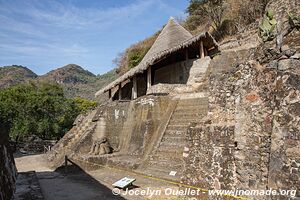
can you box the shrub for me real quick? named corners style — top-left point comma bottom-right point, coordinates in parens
top-left (288, 13), bottom-right (300, 31)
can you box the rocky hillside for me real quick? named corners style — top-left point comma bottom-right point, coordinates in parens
top-left (0, 64), bottom-right (117, 101)
top-left (0, 65), bottom-right (37, 88)
top-left (39, 64), bottom-right (117, 100)
top-left (40, 64), bottom-right (96, 84)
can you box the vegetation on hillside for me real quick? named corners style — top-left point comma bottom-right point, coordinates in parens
top-left (0, 65), bottom-right (37, 88)
top-left (114, 0), bottom-right (269, 76)
top-left (0, 65), bottom-right (117, 101)
top-left (0, 82), bottom-right (97, 141)
top-left (114, 32), bottom-right (160, 75)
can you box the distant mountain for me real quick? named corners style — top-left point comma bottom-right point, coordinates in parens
top-left (0, 64), bottom-right (117, 101)
top-left (40, 64), bottom-right (96, 84)
top-left (0, 65), bottom-right (37, 88)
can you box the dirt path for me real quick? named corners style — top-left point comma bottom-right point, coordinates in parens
top-left (15, 154), bottom-right (211, 200)
top-left (15, 154), bottom-right (123, 200)
top-left (15, 153), bottom-right (52, 172)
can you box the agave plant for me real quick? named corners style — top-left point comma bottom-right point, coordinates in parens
top-left (258, 10), bottom-right (277, 42)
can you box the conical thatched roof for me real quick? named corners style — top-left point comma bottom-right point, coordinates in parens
top-left (95, 18), bottom-right (218, 97)
top-left (140, 17), bottom-right (193, 63)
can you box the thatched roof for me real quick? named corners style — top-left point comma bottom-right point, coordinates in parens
top-left (140, 17), bottom-right (193, 64)
top-left (95, 18), bottom-right (218, 97)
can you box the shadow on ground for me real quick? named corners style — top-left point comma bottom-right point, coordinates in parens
top-left (14, 153), bottom-right (127, 200)
top-left (36, 162), bottom-right (126, 200)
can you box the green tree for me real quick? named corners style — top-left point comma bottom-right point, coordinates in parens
top-left (0, 82), bottom-right (84, 141)
top-left (186, 0), bottom-right (227, 32)
top-left (73, 97), bottom-right (97, 114)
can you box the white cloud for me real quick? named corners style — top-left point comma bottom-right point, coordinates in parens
top-left (0, 0), bottom-right (164, 57)
top-left (3, 0), bottom-right (156, 29)
top-left (0, 0), bottom-right (188, 74)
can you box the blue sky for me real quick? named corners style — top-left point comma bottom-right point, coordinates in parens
top-left (0, 0), bottom-right (189, 75)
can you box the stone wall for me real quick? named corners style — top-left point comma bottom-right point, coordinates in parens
top-left (101, 101), bottom-right (131, 150)
top-left (105, 96), bottom-right (171, 156)
top-left (267, 0), bottom-right (300, 51)
top-left (0, 126), bottom-right (17, 200)
top-left (182, 47), bottom-right (300, 199)
top-left (76, 95), bottom-right (172, 157)
top-left (183, 125), bottom-right (236, 190)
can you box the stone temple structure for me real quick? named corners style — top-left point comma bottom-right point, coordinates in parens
top-left (48, 11), bottom-right (300, 199)
top-left (95, 17), bottom-right (219, 100)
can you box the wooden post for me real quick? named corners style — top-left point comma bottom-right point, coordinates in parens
top-left (204, 48), bottom-right (208, 57)
top-left (147, 67), bottom-right (152, 89)
top-left (108, 89), bottom-right (112, 99)
top-left (185, 48), bottom-right (189, 60)
top-left (118, 84), bottom-right (122, 100)
top-left (64, 155), bottom-right (68, 174)
top-left (132, 76), bottom-right (137, 99)
top-left (199, 40), bottom-right (204, 58)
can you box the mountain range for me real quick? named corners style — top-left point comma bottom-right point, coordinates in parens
top-left (0, 64), bottom-right (117, 100)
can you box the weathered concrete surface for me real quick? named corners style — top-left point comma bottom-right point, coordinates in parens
top-left (17, 153), bottom-right (219, 200)
top-left (48, 96), bottom-right (175, 172)
top-left (187, 56), bottom-right (211, 87)
top-left (15, 154), bottom-right (124, 200)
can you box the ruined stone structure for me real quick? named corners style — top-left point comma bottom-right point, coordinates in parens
top-left (48, 9), bottom-right (300, 200)
top-left (89, 137), bottom-right (113, 155)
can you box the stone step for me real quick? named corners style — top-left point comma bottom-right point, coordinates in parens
top-left (176, 98), bottom-right (209, 107)
top-left (147, 159), bottom-right (182, 170)
top-left (174, 106), bottom-right (208, 114)
top-left (167, 121), bottom-right (190, 126)
top-left (106, 156), bottom-right (141, 170)
top-left (164, 129), bottom-right (185, 136)
top-left (143, 166), bottom-right (182, 181)
top-left (146, 164), bottom-right (183, 175)
top-left (156, 145), bottom-right (184, 154)
top-left (168, 118), bottom-right (202, 125)
top-left (161, 135), bottom-right (185, 143)
top-left (171, 112), bottom-right (207, 119)
top-left (148, 154), bottom-right (182, 164)
top-left (159, 140), bottom-right (186, 148)
top-left (165, 125), bottom-right (188, 132)
top-left (77, 124), bottom-right (91, 131)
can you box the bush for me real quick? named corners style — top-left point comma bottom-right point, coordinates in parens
top-left (115, 31), bottom-right (159, 76)
top-left (127, 47), bottom-right (150, 69)
top-left (288, 13), bottom-right (300, 31)
top-left (73, 97), bottom-right (97, 114)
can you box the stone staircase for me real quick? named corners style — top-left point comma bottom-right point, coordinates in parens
top-left (141, 96), bottom-right (208, 181)
top-left (47, 110), bottom-right (96, 167)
